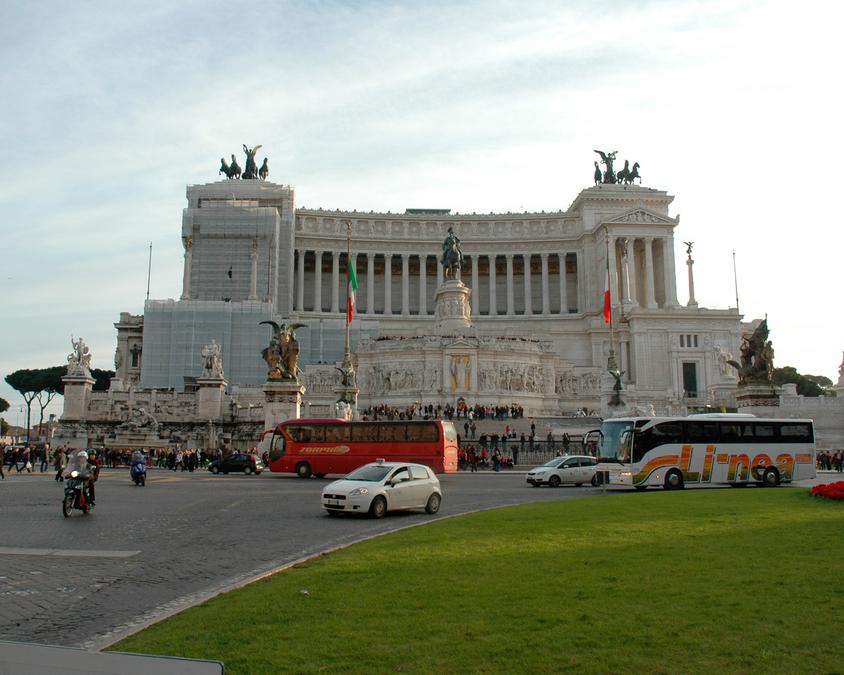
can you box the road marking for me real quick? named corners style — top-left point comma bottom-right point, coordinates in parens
top-left (0, 547), bottom-right (140, 558)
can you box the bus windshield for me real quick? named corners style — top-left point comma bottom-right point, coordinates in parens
top-left (598, 420), bottom-right (634, 460)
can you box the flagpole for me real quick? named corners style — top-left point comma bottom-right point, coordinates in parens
top-left (732, 249), bottom-right (740, 313)
top-left (345, 221), bottom-right (351, 356)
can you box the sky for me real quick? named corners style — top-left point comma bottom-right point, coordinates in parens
top-left (1, 0), bottom-right (842, 425)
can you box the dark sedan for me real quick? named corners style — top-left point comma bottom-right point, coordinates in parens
top-left (208, 453), bottom-right (263, 475)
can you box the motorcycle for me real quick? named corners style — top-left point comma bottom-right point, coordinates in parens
top-left (130, 450), bottom-right (146, 486)
top-left (62, 470), bottom-right (94, 517)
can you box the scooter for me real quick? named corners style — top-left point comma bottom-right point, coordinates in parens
top-left (129, 450), bottom-right (146, 486)
top-left (62, 472), bottom-right (94, 517)
top-left (130, 460), bottom-right (147, 486)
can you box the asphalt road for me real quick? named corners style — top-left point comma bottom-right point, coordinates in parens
top-left (0, 467), bottom-right (837, 650)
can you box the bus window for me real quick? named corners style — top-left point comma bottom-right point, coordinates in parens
top-left (738, 423), bottom-right (756, 438)
top-left (685, 421), bottom-right (718, 442)
top-left (269, 432), bottom-right (285, 461)
top-left (632, 422), bottom-right (682, 462)
top-left (324, 424), bottom-right (350, 442)
top-left (351, 424), bottom-right (379, 442)
top-left (380, 424), bottom-right (407, 442)
top-left (719, 423), bottom-right (741, 442)
top-left (779, 423), bottom-right (813, 442)
top-left (287, 425), bottom-right (324, 442)
top-left (754, 423), bottom-right (775, 438)
top-left (407, 423), bottom-right (438, 442)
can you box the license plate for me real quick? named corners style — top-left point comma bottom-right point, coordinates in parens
top-left (326, 499), bottom-right (342, 506)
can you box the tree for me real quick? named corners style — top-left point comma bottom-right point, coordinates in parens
top-left (91, 368), bottom-right (115, 391)
top-left (0, 397), bottom-right (8, 414)
top-left (4, 367), bottom-right (116, 441)
top-left (0, 417), bottom-right (8, 436)
top-left (6, 368), bottom-right (65, 441)
top-left (772, 366), bottom-right (830, 397)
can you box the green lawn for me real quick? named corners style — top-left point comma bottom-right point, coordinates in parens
top-left (111, 489), bottom-right (844, 674)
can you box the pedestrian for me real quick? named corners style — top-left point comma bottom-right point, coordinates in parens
top-left (520, 433), bottom-right (526, 453)
top-left (511, 440), bottom-right (518, 467)
top-left (54, 446), bottom-right (67, 482)
top-left (493, 448), bottom-right (502, 472)
top-left (40, 444), bottom-right (50, 472)
top-left (468, 447), bottom-right (478, 472)
top-left (563, 433), bottom-right (571, 454)
top-left (0, 444), bottom-right (5, 480)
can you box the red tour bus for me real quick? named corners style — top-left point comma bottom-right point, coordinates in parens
top-left (266, 418), bottom-right (459, 477)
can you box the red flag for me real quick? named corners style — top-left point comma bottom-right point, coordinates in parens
top-left (603, 287), bottom-right (611, 324)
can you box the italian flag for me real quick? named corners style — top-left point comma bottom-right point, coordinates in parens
top-left (603, 270), bottom-right (611, 324)
top-left (347, 262), bottom-right (358, 324)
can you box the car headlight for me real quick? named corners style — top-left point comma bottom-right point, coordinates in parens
top-left (350, 487), bottom-right (368, 496)
top-left (534, 470), bottom-right (546, 475)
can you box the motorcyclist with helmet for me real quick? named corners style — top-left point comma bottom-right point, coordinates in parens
top-left (69, 450), bottom-right (99, 506)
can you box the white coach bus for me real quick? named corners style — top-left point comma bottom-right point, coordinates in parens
top-left (588, 414), bottom-right (816, 490)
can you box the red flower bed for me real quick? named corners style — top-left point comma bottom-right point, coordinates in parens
top-left (811, 481), bottom-right (844, 501)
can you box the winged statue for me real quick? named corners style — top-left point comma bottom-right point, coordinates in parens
top-left (259, 320), bottom-right (306, 381)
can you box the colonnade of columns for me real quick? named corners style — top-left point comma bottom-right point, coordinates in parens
top-left (293, 250), bottom-right (581, 317)
top-left (612, 235), bottom-right (677, 309)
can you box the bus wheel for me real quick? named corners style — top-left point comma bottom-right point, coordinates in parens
top-left (548, 475), bottom-right (561, 488)
top-left (425, 493), bottom-right (441, 514)
top-left (591, 474), bottom-right (599, 487)
top-left (762, 467), bottom-right (780, 487)
top-left (295, 462), bottom-right (312, 479)
top-left (369, 496), bottom-right (387, 519)
top-left (664, 470), bottom-right (684, 490)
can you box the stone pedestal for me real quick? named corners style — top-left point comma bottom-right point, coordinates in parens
top-left (264, 380), bottom-right (305, 430)
top-left (736, 384), bottom-right (780, 409)
top-left (61, 372), bottom-right (95, 420)
top-left (333, 386), bottom-right (359, 420)
top-left (434, 279), bottom-right (472, 334)
top-left (197, 376), bottom-right (227, 419)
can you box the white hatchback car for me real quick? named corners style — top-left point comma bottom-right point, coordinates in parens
top-left (322, 460), bottom-right (442, 518)
top-left (526, 455), bottom-right (599, 487)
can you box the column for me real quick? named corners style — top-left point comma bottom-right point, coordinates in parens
top-left (471, 255), bottom-right (479, 317)
top-left (540, 253), bottom-right (549, 314)
top-left (505, 254), bottom-right (514, 315)
top-left (644, 237), bottom-right (657, 308)
top-left (523, 254), bottom-right (533, 315)
top-left (419, 255), bottom-right (427, 315)
top-left (488, 255), bottom-right (497, 316)
top-left (436, 259), bottom-right (443, 287)
top-left (558, 252), bottom-right (568, 314)
top-left (248, 239), bottom-right (258, 300)
top-left (313, 250), bottom-right (323, 312)
top-left (181, 237), bottom-right (192, 300)
top-left (626, 238), bottom-right (638, 307)
top-left (296, 249), bottom-right (305, 311)
top-left (687, 252), bottom-right (698, 307)
top-left (366, 253), bottom-right (375, 314)
top-left (607, 234), bottom-right (619, 309)
top-left (401, 254), bottom-right (410, 315)
top-left (664, 236), bottom-right (679, 306)
top-left (384, 254), bottom-right (392, 315)
top-left (573, 250), bottom-right (583, 313)
top-left (619, 240), bottom-right (630, 304)
top-left (331, 252), bottom-right (340, 313)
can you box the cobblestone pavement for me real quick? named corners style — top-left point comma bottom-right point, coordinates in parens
top-left (0, 468), bottom-right (832, 650)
